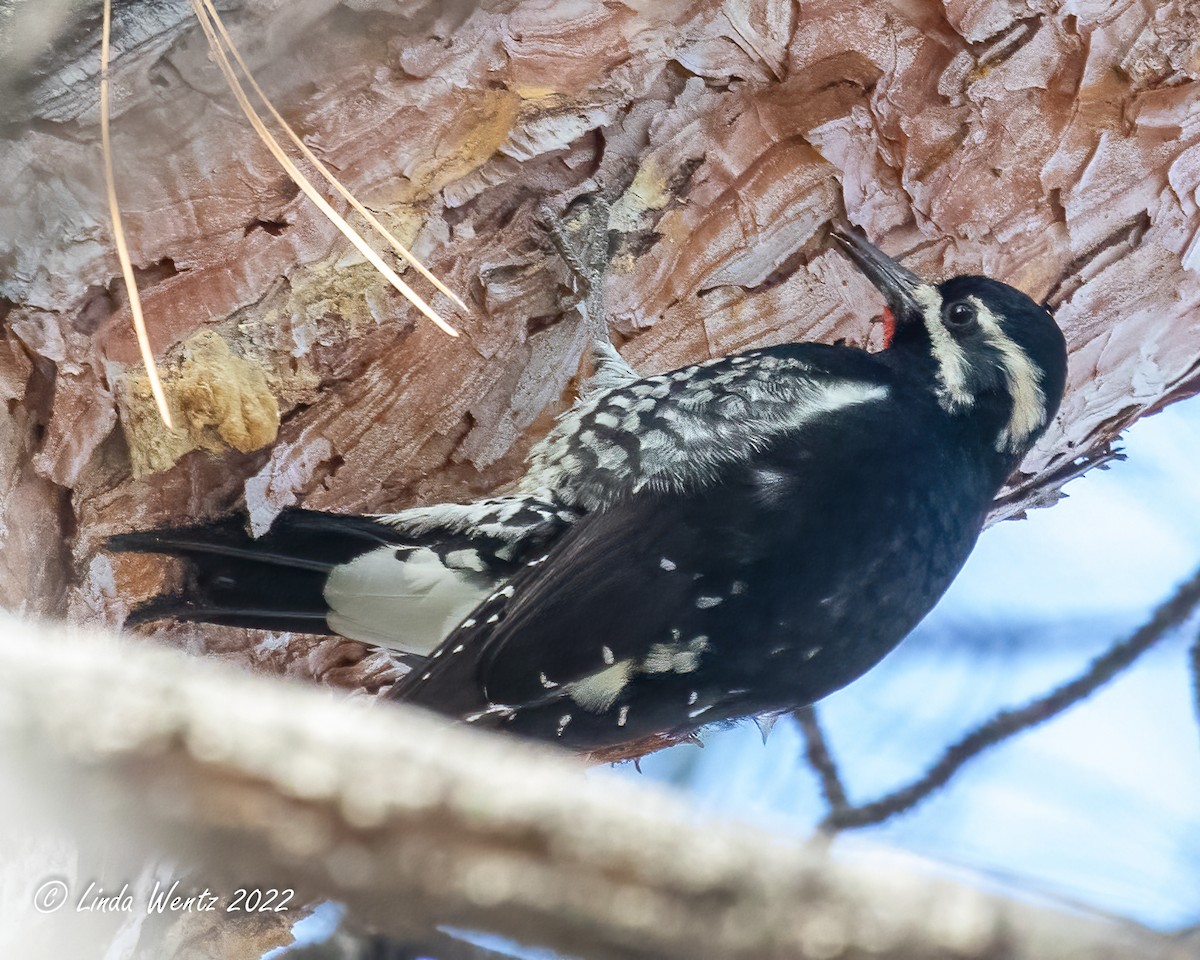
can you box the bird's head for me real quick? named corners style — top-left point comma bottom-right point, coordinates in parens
top-left (832, 227), bottom-right (1068, 457)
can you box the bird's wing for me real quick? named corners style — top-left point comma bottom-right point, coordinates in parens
top-left (390, 482), bottom-right (790, 746)
top-left (314, 347), bottom-right (885, 657)
top-left (392, 351), bottom-right (897, 749)
top-left (519, 343), bottom-right (891, 511)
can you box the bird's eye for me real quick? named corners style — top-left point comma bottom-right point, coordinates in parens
top-left (944, 301), bottom-right (977, 329)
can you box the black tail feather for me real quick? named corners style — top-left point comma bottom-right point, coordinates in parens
top-left (109, 509), bottom-right (407, 634)
top-left (122, 596), bottom-right (333, 634)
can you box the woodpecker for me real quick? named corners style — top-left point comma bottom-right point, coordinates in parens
top-left (109, 227), bottom-right (1068, 752)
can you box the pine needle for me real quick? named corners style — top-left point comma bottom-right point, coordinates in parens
top-left (101, 0), bottom-right (175, 428)
top-left (197, 0), bottom-right (468, 314)
top-left (190, 0), bottom-right (459, 337)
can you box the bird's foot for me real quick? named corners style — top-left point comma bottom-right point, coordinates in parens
top-left (539, 195), bottom-right (615, 337)
top-left (539, 194), bottom-right (638, 392)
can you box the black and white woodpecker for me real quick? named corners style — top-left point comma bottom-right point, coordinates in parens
top-left (109, 227), bottom-right (1068, 751)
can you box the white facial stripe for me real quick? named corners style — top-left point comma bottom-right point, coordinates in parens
top-left (970, 297), bottom-right (1048, 453)
top-left (914, 286), bottom-right (973, 410)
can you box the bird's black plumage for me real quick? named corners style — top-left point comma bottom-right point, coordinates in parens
top-left (391, 334), bottom-right (1056, 747)
top-left (108, 510), bottom-right (406, 634)
top-left (109, 227), bottom-right (1068, 752)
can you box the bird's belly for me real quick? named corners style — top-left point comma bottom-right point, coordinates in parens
top-left (736, 493), bottom-right (984, 709)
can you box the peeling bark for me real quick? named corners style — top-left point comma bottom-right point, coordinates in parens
top-left (1, 0), bottom-right (1198, 695)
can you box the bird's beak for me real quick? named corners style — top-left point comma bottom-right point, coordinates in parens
top-left (830, 227), bottom-right (928, 327)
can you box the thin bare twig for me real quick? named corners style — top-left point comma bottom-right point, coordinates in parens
top-left (539, 196), bottom-right (613, 342)
top-left (819, 564), bottom-right (1200, 831)
top-left (987, 442), bottom-right (1125, 525)
top-left (793, 705), bottom-right (848, 812)
top-left (190, 0), bottom-right (459, 337)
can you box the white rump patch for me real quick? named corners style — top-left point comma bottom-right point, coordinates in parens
top-left (324, 546), bottom-right (491, 656)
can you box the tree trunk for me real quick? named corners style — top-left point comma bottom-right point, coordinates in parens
top-left (2, 0), bottom-right (1199, 702)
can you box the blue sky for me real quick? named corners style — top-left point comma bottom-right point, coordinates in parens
top-left (619, 394), bottom-right (1200, 930)
top-left (955, 402), bottom-right (1200, 620)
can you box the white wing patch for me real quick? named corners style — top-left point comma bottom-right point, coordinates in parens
top-left (324, 546), bottom-right (491, 656)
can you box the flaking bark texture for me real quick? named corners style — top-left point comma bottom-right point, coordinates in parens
top-left (2, 0), bottom-right (1199, 696)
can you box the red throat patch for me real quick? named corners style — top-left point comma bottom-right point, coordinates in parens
top-left (881, 306), bottom-right (896, 348)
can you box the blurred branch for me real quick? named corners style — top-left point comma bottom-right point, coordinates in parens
top-left (793, 705), bottom-right (848, 811)
top-left (280, 924), bottom-right (520, 960)
top-left (397, 932), bottom-right (530, 960)
top-left (1190, 629), bottom-right (1200, 749)
top-left (814, 565), bottom-right (1200, 831)
top-left (0, 614), bottom-right (1183, 960)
